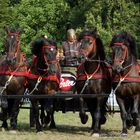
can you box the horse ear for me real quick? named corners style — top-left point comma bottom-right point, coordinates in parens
top-left (91, 27), bottom-right (98, 37)
top-left (4, 26), bottom-right (10, 34)
top-left (94, 27), bottom-right (97, 33)
top-left (17, 28), bottom-right (24, 34)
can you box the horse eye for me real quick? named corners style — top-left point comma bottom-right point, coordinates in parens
top-left (89, 41), bottom-right (93, 45)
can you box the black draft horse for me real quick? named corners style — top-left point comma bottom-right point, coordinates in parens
top-left (76, 29), bottom-right (111, 136)
top-left (0, 27), bottom-right (27, 131)
top-left (110, 31), bottom-right (140, 136)
top-left (27, 37), bottom-right (61, 132)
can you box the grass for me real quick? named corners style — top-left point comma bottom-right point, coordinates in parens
top-left (0, 105), bottom-right (140, 140)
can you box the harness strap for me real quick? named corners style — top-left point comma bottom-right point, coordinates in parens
top-left (27, 73), bottom-right (60, 84)
top-left (28, 76), bottom-right (42, 95)
top-left (78, 62), bottom-right (101, 94)
top-left (0, 75), bottom-right (14, 95)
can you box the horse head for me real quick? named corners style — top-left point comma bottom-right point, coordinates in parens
top-left (31, 37), bottom-right (58, 74)
top-left (78, 28), bottom-right (105, 62)
top-left (42, 38), bottom-right (58, 74)
top-left (4, 27), bottom-right (23, 65)
top-left (110, 31), bottom-right (137, 73)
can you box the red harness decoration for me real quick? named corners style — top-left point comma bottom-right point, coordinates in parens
top-left (113, 63), bottom-right (140, 83)
top-left (114, 77), bottom-right (140, 83)
top-left (0, 54), bottom-right (60, 84)
top-left (27, 56), bottom-right (60, 84)
top-left (27, 72), bottom-right (60, 84)
top-left (77, 62), bottom-right (108, 81)
top-left (0, 54), bottom-right (28, 76)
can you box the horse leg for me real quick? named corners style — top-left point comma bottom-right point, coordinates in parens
top-left (116, 97), bottom-right (128, 136)
top-left (1, 97), bottom-right (8, 109)
top-left (0, 92), bottom-right (8, 130)
top-left (45, 99), bottom-right (56, 129)
top-left (40, 104), bottom-right (46, 127)
top-left (48, 110), bottom-right (56, 129)
top-left (126, 106), bottom-right (133, 130)
top-left (30, 99), bottom-right (42, 132)
top-left (79, 97), bottom-right (88, 124)
top-left (1, 106), bottom-right (8, 130)
top-left (132, 95), bottom-right (140, 134)
top-left (91, 98), bottom-right (103, 136)
top-left (1, 98), bottom-right (15, 130)
top-left (30, 104), bottom-right (35, 128)
top-left (10, 99), bottom-right (21, 131)
top-left (135, 114), bottom-right (140, 135)
top-left (135, 107), bottom-right (140, 135)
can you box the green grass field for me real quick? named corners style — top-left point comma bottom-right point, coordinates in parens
top-left (0, 106), bottom-right (140, 140)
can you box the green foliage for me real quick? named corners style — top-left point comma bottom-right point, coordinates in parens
top-left (0, 0), bottom-right (139, 57)
top-left (72, 0), bottom-right (140, 56)
top-left (10, 0), bottom-right (70, 54)
top-left (0, 0), bottom-right (13, 52)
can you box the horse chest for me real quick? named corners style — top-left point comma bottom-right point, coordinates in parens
top-left (9, 77), bottom-right (25, 89)
top-left (116, 82), bottom-right (140, 96)
top-left (77, 79), bottom-right (107, 94)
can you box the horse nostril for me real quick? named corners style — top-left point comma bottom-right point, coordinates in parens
top-left (79, 55), bottom-right (85, 63)
top-left (13, 57), bottom-right (16, 62)
top-left (6, 56), bottom-right (16, 64)
top-left (116, 67), bottom-right (121, 73)
top-left (6, 57), bottom-right (11, 62)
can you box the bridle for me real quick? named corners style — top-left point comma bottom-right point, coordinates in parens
top-left (6, 32), bottom-right (20, 59)
top-left (42, 45), bottom-right (57, 65)
top-left (112, 42), bottom-right (134, 71)
top-left (112, 42), bottom-right (129, 66)
top-left (28, 45), bottom-right (60, 94)
top-left (36, 45), bottom-right (58, 72)
top-left (80, 36), bottom-right (96, 60)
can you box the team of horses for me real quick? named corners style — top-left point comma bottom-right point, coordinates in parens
top-left (0, 27), bottom-right (140, 137)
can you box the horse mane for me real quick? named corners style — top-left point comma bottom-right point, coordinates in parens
top-left (110, 31), bottom-right (137, 59)
top-left (78, 28), bottom-right (106, 60)
top-left (31, 37), bottom-right (57, 56)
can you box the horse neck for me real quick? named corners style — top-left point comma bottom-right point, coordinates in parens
top-left (48, 62), bottom-right (61, 77)
top-left (123, 54), bottom-right (136, 68)
top-left (84, 56), bottom-right (100, 74)
top-left (16, 50), bottom-right (22, 63)
top-left (32, 57), bottom-right (46, 75)
top-left (0, 55), bottom-right (6, 65)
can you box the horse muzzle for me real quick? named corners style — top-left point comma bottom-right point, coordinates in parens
top-left (6, 56), bottom-right (16, 65)
top-left (112, 64), bottom-right (123, 73)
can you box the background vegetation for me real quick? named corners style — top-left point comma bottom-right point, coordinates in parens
top-left (0, 0), bottom-right (139, 58)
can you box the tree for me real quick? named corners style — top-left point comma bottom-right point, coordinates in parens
top-left (0, 0), bottom-right (14, 52)
top-left (9, 0), bottom-right (70, 56)
top-left (0, 0), bottom-right (139, 58)
top-left (68, 0), bottom-right (140, 56)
